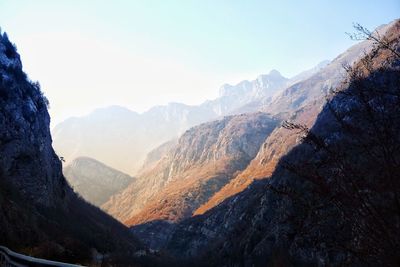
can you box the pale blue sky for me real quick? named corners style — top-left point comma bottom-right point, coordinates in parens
top-left (0, 0), bottom-right (399, 125)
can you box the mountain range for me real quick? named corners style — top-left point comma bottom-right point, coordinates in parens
top-left (101, 18), bottom-right (378, 227)
top-left (52, 66), bottom-right (326, 175)
top-left (1, 18), bottom-right (399, 267)
top-left (161, 20), bottom-right (400, 266)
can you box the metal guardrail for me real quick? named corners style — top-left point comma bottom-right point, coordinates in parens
top-left (0, 246), bottom-right (84, 267)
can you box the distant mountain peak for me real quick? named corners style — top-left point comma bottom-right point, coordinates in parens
top-left (218, 69), bottom-right (287, 98)
top-left (268, 69), bottom-right (283, 77)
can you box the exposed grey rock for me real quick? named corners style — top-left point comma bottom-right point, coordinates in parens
top-left (0, 32), bottom-right (65, 207)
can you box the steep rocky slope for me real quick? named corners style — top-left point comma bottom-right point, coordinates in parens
top-left (163, 19), bottom-right (400, 266)
top-left (63, 157), bottom-right (133, 206)
top-left (103, 113), bottom-right (278, 225)
top-left (195, 103), bottom-right (321, 215)
top-left (0, 31), bottom-right (154, 266)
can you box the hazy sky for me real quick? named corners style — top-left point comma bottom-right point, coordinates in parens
top-left (0, 1), bottom-right (399, 125)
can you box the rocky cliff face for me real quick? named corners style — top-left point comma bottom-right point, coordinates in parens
top-left (103, 113), bottom-right (278, 225)
top-left (0, 31), bottom-right (149, 265)
top-left (63, 157), bottom-right (133, 206)
top-left (0, 33), bottom-right (65, 208)
top-left (162, 20), bottom-right (400, 266)
top-left (195, 102), bottom-right (322, 215)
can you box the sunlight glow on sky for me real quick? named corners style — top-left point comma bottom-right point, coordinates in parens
top-left (0, 0), bottom-right (399, 125)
